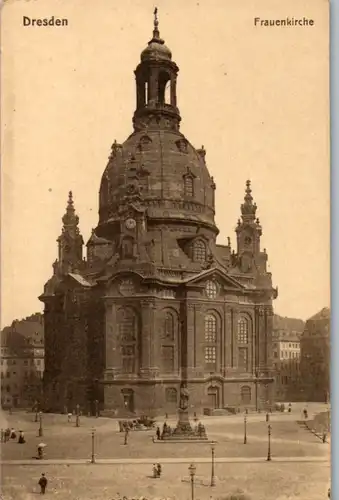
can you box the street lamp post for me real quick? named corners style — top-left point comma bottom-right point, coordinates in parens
top-left (34, 400), bottom-right (38, 422)
top-left (76, 404), bottom-right (80, 427)
top-left (91, 427), bottom-right (96, 464)
top-left (244, 414), bottom-right (247, 444)
top-left (267, 424), bottom-right (272, 461)
top-left (38, 411), bottom-right (43, 437)
top-left (188, 463), bottom-right (196, 500)
top-left (95, 399), bottom-right (99, 418)
top-left (210, 443), bottom-right (216, 486)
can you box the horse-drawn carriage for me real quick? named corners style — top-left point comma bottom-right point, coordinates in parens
top-left (118, 415), bottom-right (156, 432)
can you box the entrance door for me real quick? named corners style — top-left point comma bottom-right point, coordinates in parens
top-left (207, 386), bottom-right (220, 409)
top-left (122, 389), bottom-right (134, 413)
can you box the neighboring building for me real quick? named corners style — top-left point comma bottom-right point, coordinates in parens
top-left (300, 307), bottom-right (330, 402)
top-left (272, 315), bottom-right (305, 401)
top-left (39, 12), bottom-right (278, 416)
top-left (0, 313), bottom-right (44, 408)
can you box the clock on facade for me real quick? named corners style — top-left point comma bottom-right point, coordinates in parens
top-left (125, 218), bottom-right (136, 230)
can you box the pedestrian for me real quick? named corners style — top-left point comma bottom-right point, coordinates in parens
top-left (67, 412), bottom-right (72, 423)
top-left (156, 426), bottom-right (161, 440)
top-left (152, 464), bottom-right (158, 478)
top-left (328, 487), bottom-right (331, 498)
top-left (38, 473), bottom-right (48, 494)
top-left (10, 428), bottom-right (16, 440)
top-left (37, 445), bottom-right (44, 459)
top-left (157, 463), bottom-right (162, 478)
top-left (0, 428), bottom-right (3, 443)
top-left (288, 403), bottom-right (292, 413)
top-left (18, 430), bottom-right (25, 444)
top-left (322, 430), bottom-right (327, 443)
top-left (124, 427), bottom-right (129, 445)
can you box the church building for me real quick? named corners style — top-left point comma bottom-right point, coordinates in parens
top-left (39, 12), bottom-right (278, 416)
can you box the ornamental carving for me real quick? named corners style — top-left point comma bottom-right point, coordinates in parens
top-left (175, 138), bottom-right (188, 154)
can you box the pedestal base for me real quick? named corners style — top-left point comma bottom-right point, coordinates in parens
top-left (162, 408), bottom-right (208, 441)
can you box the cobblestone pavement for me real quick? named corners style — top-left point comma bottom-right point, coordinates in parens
top-left (1, 461), bottom-right (331, 500)
top-left (0, 408), bottom-right (330, 462)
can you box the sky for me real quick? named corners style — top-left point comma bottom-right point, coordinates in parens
top-left (1, 0), bottom-right (330, 327)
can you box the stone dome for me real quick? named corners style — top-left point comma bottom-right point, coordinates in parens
top-left (98, 129), bottom-right (217, 235)
top-left (141, 39), bottom-right (172, 62)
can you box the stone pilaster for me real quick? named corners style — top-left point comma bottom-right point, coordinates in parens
top-left (140, 299), bottom-right (158, 378)
top-left (192, 304), bottom-right (204, 378)
top-left (185, 303), bottom-right (197, 378)
top-left (104, 302), bottom-right (121, 378)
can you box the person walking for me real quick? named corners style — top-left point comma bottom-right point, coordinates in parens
top-left (38, 473), bottom-right (48, 494)
top-left (124, 426), bottom-right (129, 445)
top-left (18, 430), bottom-right (25, 444)
top-left (156, 426), bottom-right (161, 440)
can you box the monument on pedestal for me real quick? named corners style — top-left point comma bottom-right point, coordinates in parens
top-left (162, 383), bottom-right (208, 441)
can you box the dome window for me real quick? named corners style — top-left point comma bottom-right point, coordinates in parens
top-left (184, 176), bottom-right (194, 198)
top-left (193, 239), bottom-right (206, 263)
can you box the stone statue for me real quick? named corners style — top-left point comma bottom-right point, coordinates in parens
top-left (179, 385), bottom-right (189, 410)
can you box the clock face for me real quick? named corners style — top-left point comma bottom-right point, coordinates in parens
top-left (125, 218), bottom-right (136, 230)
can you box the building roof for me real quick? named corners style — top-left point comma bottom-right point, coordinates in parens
top-left (307, 307), bottom-right (330, 321)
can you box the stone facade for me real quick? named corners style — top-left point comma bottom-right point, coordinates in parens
top-left (0, 313), bottom-right (44, 408)
top-left (300, 308), bottom-right (330, 402)
top-left (39, 13), bottom-right (277, 416)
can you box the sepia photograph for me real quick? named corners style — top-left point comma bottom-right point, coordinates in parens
top-left (0, 0), bottom-right (330, 499)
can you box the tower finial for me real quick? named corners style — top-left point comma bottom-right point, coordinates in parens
top-left (240, 179), bottom-right (257, 221)
top-left (153, 7), bottom-right (160, 39)
top-left (62, 190), bottom-right (79, 228)
top-left (68, 191), bottom-right (74, 207)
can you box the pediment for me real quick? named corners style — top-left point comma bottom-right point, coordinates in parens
top-left (183, 267), bottom-right (245, 291)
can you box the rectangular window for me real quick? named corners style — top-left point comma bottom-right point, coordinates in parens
top-left (238, 347), bottom-right (248, 371)
top-left (162, 346), bottom-right (175, 373)
top-left (205, 346), bottom-right (216, 364)
top-left (24, 360), bottom-right (28, 365)
top-left (37, 360), bottom-right (41, 366)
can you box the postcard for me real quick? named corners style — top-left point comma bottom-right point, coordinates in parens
top-left (0, 1), bottom-right (330, 499)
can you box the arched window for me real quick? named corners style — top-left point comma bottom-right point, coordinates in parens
top-left (193, 240), bottom-right (206, 263)
top-left (118, 308), bottom-right (138, 374)
top-left (161, 310), bottom-right (177, 374)
top-left (206, 280), bottom-right (218, 299)
top-left (204, 314), bottom-right (217, 371)
top-left (184, 176), bottom-right (194, 197)
top-left (144, 81), bottom-right (149, 105)
top-left (158, 71), bottom-right (170, 104)
top-left (241, 385), bottom-right (251, 405)
top-left (238, 316), bottom-right (249, 371)
top-left (165, 387), bottom-right (177, 403)
top-left (163, 312), bottom-right (174, 341)
top-left (237, 317), bottom-right (249, 344)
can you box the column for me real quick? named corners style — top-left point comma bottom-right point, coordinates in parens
top-left (148, 68), bottom-right (158, 106)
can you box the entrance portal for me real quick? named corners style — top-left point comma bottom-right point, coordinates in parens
top-left (207, 386), bottom-right (220, 409)
top-left (122, 389), bottom-right (134, 413)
